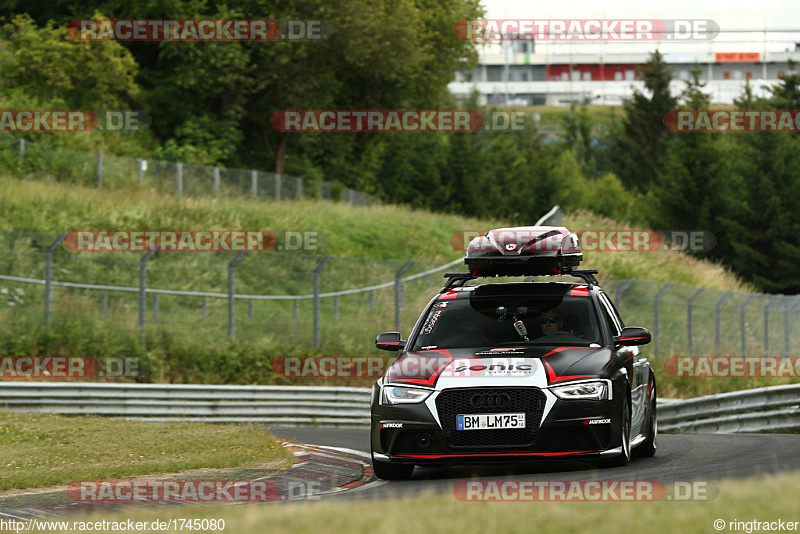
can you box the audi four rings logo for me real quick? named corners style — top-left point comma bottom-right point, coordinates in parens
top-left (470, 393), bottom-right (511, 408)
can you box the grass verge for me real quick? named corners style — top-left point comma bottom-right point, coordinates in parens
top-left (0, 412), bottom-right (293, 492)
top-left (46, 471), bottom-right (800, 534)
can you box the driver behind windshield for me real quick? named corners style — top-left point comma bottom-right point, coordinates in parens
top-left (538, 308), bottom-right (565, 336)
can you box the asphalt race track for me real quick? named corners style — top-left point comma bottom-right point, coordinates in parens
top-left (271, 426), bottom-right (800, 500)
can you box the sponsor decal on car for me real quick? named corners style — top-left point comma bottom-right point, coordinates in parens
top-left (583, 418), bottom-right (611, 425)
top-left (453, 363), bottom-right (533, 373)
top-left (380, 422), bottom-right (403, 429)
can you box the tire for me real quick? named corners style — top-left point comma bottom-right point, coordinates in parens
top-left (372, 458), bottom-right (415, 480)
top-left (634, 374), bottom-right (657, 458)
top-left (600, 393), bottom-right (631, 468)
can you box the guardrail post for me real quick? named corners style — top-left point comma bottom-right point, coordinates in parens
top-left (653, 282), bottom-right (674, 358)
top-left (101, 291), bottom-right (108, 317)
top-left (44, 233), bottom-right (67, 326)
top-left (297, 177), bottom-right (303, 199)
top-left (714, 291), bottom-right (734, 353)
top-left (395, 260), bottom-right (415, 333)
top-left (740, 294), bottom-right (757, 356)
top-left (228, 251), bottom-right (247, 339)
top-left (213, 167), bottom-right (220, 197)
top-left (153, 294), bottom-right (159, 323)
top-left (137, 158), bottom-right (144, 184)
top-left (139, 249), bottom-right (157, 343)
top-left (96, 152), bottom-right (103, 187)
top-left (19, 138), bottom-right (25, 159)
top-left (202, 296), bottom-right (208, 322)
top-left (248, 300), bottom-right (254, 320)
top-left (765, 295), bottom-right (783, 355)
top-left (687, 288), bottom-right (706, 356)
top-left (369, 290), bottom-right (375, 311)
top-left (293, 300), bottom-right (299, 320)
top-left (333, 297), bottom-right (339, 321)
top-left (313, 255), bottom-right (334, 349)
top-left (251, 170), bottom-right (258, 199)
top-left (176, 163), bottom-right (183, 201)
top-left (275, 174), bottom-right (282, 201)
top-left (613, 279), bottom-right (634, 311)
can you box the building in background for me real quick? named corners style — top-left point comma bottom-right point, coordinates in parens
top-left (448, 0), bottom-right (800, 105)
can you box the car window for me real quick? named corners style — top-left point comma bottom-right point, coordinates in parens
top-left (411, 292), bottom-right (602, 350)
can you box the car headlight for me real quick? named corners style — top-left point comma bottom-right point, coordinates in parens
top-left (551, 381), bottom-right (609, 400)
top-left (381, 386), bottom-right (433, 405)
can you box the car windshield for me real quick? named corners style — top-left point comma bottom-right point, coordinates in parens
top-left (411, 286), bottom-right (602, 350)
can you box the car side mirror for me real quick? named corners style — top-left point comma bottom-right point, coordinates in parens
top-left (376, 332), bottom-right (406, 351)
top-left (615, 326), bottom-right (651, 346)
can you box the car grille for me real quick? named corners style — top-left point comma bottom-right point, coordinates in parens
top-left (380, 429), bottom-right (393, 452)
top-left (436, 387), bottom-right (547, 449)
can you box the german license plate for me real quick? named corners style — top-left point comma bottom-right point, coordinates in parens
top-left (456, 413), bottom-right (526, 430)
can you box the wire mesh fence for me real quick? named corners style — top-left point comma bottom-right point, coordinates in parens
top-left (0, 136), bottom-right (375, 205)
top-left (0, 230), bottom-right (797, 356)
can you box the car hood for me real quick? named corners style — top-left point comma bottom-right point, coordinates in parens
top-left (383, 345), bottom-right (613, 390)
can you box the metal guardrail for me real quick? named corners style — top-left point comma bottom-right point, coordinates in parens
top-left (659, 384), bottom-right (800, 433)
top-left (0, 382), bottom-right (372, 427)
top-left (1, 381), bottom-right (798, 433)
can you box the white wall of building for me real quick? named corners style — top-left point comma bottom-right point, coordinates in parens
top-left (451, 0), bottom-right (800, 104)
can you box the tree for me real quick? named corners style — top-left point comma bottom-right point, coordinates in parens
top-left (611, 50), bottom-right (678, 192)
top-left (0, 14), bottom-right (139, 110)
top-left (718, 76), bottom-right (800, 293)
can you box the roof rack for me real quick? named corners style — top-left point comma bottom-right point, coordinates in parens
top-left (441, 272), bottom-right (477, 292)
top-left (561, 268), bottom-right (599, 286)
top-left (440, 268), bottom-right (599, 292)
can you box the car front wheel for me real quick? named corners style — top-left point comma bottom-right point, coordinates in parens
top-left (600, 394), bottom-right (631, 468)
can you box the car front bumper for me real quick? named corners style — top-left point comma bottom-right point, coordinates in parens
top-left (371, 382), bottom-right (627, 464)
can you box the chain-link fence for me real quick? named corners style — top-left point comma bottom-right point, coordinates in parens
top-left (0, 231), bottom-right (797, 356)
top-left (0, 136), bottom-right (375, 205)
